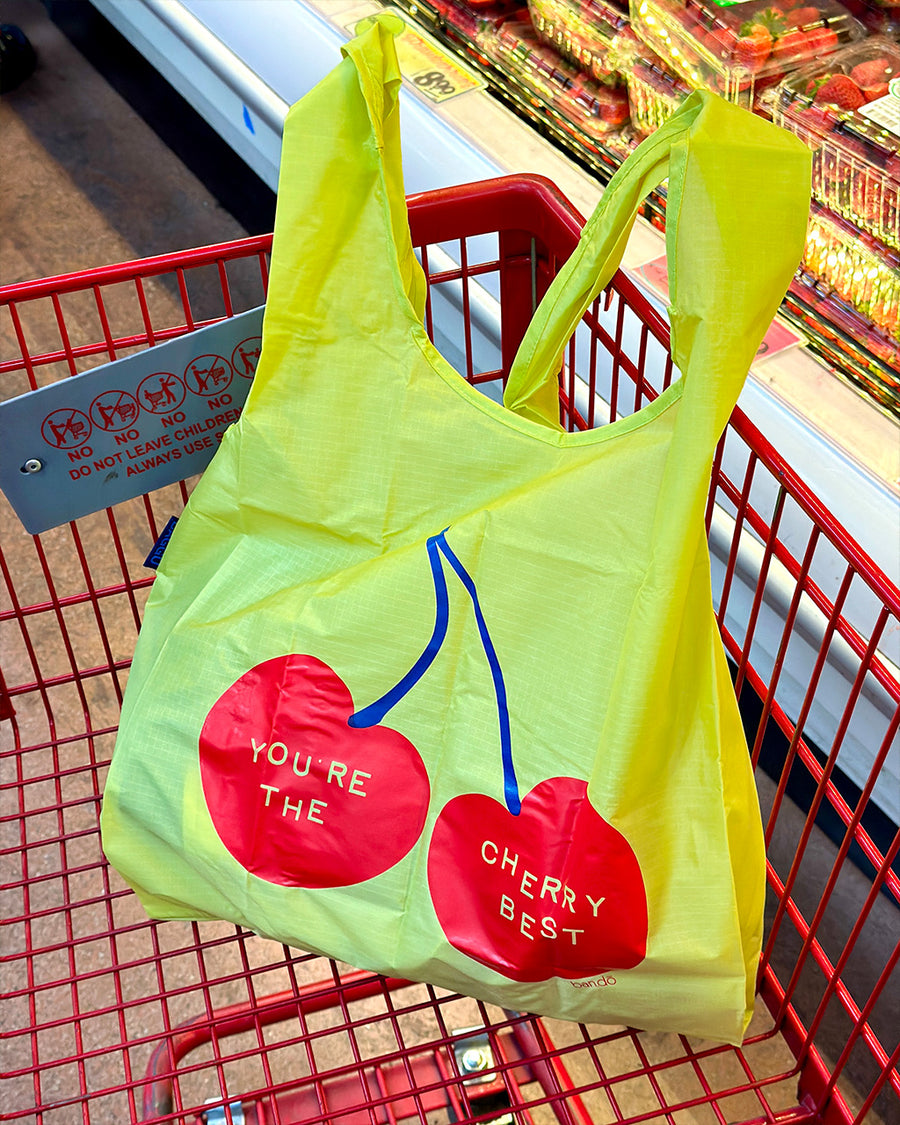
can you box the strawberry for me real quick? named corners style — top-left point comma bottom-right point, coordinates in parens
top-left (772, 28), bottom-right (813, 63)
top-left (851, 58), bottom-right (894, 86)
top-left (850, 57), bottom-right (897, 100)
top-left (571, 81), bottom-right (630, 129)
top-left (861, 80), bottom-right (891, 100)
top-left (803, 26), bottom-right (839, 55)
top-left (813, 73), bottom-right (867, 109)
top-left (734, 23), bottom-right (773, 72)
top-left (786, 6), bottom-right (821, 26)
top-left (798, 99), bottom-right (838, 131)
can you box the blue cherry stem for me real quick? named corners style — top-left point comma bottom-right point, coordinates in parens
top-left (434, 535), bottom-right (520, 817)
top-left (348, 535), bottom-right (449, 729)
top-left (348, 530), bottom-right (521, 816)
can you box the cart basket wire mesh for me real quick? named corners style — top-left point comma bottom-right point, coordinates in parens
top-left (1, 175), bottom-right (898, 1125)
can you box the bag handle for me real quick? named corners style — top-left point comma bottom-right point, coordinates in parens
top-left (258, 14), bottom-right (427, 383)
top-left (340, 15), bottom-right (428, 319)
top-left (502, 91), bottom-right (811, 443)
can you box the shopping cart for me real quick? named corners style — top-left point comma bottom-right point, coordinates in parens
top-left (1, 175), bottom-right (897, 1125)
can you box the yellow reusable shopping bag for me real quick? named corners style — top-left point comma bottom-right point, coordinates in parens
top-left (101, 17), bottom-right (811, 1043)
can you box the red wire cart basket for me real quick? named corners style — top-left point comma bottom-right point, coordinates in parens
top-left (1, 175), bottom-right (898, 1125)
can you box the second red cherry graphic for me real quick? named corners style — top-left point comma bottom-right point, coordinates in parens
top-left (427, 777), bottom-right (648, 981)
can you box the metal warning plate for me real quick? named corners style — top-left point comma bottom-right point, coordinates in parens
top-left (0, 307), bottom-right (263, 534)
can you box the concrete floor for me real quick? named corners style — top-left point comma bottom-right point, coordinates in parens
top-left (1, 0), bottom-right (254, 287)
top-left (1, 3), bottom-right (897, 1124)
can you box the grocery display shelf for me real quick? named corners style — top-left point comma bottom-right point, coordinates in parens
top-left (81, 1), bottom-right (897, 424)
top-left (394, 0), bottom-right (899, 415)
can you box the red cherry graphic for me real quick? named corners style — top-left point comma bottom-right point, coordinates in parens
top-left (427, 777), bottom-right (647, 982)
top-left (199, 655), bottom-right (429, 888)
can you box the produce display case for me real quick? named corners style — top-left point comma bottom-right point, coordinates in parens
top-left (768, 37), bottom-right (900, 251)
top-left (628, 0), bottom-right (864, 109)
top-left (389, 0), bottom-right (899, 418)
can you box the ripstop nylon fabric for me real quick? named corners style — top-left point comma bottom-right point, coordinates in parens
top-left (102, 17), bottom-right (811, 1042)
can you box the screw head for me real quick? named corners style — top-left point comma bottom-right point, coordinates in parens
top-left (461, 1046), bottom-right (489, 1074)
top-left (21, 459), bottom-right (43, 474)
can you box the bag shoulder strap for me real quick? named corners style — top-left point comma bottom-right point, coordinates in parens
top-left (502, 91), bottom-right (811, 445)
top-left (341, 16), bottom-right (428, 319)
top-left (257, 15), bottom-right (426, 385)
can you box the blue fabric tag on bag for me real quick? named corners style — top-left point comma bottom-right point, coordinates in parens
top-left (144, 517), bottom-right (179, 569)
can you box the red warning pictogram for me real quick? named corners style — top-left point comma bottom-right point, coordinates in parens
top-left (90, 390), bottom-right (140, 432)
top-left (232, 336), bottom-right (262, 379)
top-left (41, 409), bottom-right (92, 449)
top-left (138, 372), bottom-right (186, 414)
top-left (184, 354), bottom-right (233, 396)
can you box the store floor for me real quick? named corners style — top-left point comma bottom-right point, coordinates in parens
top-left (1, 3), bottom-right (895, 1124)
top-left (0, 0), bottom-right (257, 286)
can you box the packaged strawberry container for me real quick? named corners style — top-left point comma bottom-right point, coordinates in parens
top-left (769, 37), bottom-right (900, 250)
top-left (563, 68), bottom-right (634, 140)
top-left (392, 0), bottom-right (514, 48)
top-left (801, 201), bottom-right (900, 343)
top-left (629, 0), bottom-right (864, 108)
top-left (486, 17), bottom-right (631, 134)
top-left (527, 0), bottom-right (636, 80)
top-left (450, 0), bottom-right (521, 9)
top-left (838, 0), bottom-right (900, 34)
top-left (626, 51), bottom-right (693, 134)
top-left (487, 16), bottom-right (582, 99)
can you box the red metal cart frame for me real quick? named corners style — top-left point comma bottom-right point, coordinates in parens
top-left (1, 175), bottom-right (898, 1125)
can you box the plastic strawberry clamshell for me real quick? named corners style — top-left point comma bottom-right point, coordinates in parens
top-left (768, 36), bottom-right (900, 251)
top-left (527, 0), bottom-right (636, 81)
top-left (391, 0), bottom-right (513, 61)
top-left (483, 16), bottom-right (631, 136)
top-left (797, 201), bottom-right (900, 369)
top-left (629, 0), bottom-right (865, 108)
top-left (625, 50), bottom-right (694, 135)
